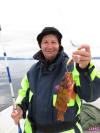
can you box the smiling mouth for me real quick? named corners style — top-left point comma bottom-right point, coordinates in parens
top-left (46, 50), bottom-right (54, 52)
top-left (46, 51), bottom-right (53, 53)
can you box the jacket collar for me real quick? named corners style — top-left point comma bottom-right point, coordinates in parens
top-left (33, 46), bottom-right (68, 72)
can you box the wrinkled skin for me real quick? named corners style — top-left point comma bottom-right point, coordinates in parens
top-left (41, 34), bottom-right (59, 61)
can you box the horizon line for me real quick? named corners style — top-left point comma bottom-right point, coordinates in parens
top-left (0, 56), bottom-right (100, 60)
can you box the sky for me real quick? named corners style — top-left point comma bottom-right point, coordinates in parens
top-left (0, 0), bottom-right (100, 57)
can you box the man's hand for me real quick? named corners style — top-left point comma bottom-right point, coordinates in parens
top-left (72, 44), bottom-right (91, 69)
top-left (11, 105), bottom-right (23, 125)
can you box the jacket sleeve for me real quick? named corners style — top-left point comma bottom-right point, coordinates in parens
top-left (16, 75), bottom-right (30, 118)
top-left (73, 61), bottom-right (100, 102)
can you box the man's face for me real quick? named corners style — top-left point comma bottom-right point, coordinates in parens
top-left (41, 34), bottom-right (60, 61)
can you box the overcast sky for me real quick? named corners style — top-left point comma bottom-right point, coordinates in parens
top-left (0, 0), bottom-right (100, 57)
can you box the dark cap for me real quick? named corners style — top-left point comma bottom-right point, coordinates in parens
top-left (37, 27), bottom-right (62, 47)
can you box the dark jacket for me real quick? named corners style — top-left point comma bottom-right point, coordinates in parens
top-left (16, 48), bottom-right (100, 133)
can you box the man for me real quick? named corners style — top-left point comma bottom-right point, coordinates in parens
top-left (11, 27), bottom-right (100, 133)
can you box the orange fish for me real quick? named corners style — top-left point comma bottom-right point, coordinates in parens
top-left (55, 72), bottom-right (76, 121)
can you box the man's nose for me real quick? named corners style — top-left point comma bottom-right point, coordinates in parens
top-left (47, 43), bottom-right (53, 48)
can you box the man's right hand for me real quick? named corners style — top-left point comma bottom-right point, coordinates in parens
top-left (11, 105), bottom-right (23, 125)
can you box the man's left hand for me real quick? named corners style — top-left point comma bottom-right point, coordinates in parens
top-left (72, 44), bottom-right (91, 69)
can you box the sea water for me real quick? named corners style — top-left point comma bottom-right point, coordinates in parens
top-left (0, 59), bottom-right (34, 111)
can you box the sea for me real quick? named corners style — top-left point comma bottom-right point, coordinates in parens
top-left (0, 59), bottom-right (34, 111)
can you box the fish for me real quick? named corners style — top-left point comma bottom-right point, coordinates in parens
top-left (55, 72), bottom-right (76, 121)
